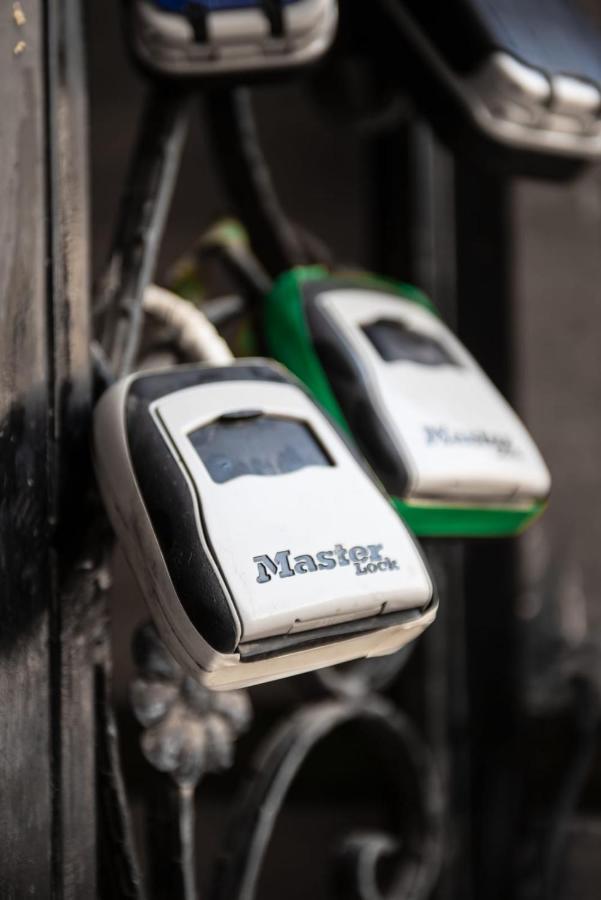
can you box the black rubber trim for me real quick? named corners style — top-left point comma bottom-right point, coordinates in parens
top-left (302, 278), bottom-right (411, 498)
top-left (127, 360), bottom-right (291, 404)
top-left (125, 362), bottom-right (292, 654)
top-left (239, 604), bottom-right (428, 662)
top-left (261, 0), bottom-right (285, 37)
top-left (185, 3), bottom-right (209, 43)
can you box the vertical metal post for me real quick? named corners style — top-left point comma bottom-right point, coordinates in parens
top-left (0, 2), bottom-right (53, 892)
top-left (368, 119), bottom-right (473, 900)
top-left (45, 1), bottom-right (100, 892)
top-left (454, 159), bottom-right (519, 900)
top-left (372, 126), bottom-right (520, 900)
top-left (0, 0), bottom-right (107, 895)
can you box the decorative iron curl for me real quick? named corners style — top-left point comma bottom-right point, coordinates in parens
top-left (212, 698), bottom-right (444, 900)
top-left (315, 648), bottom-right (415, 700)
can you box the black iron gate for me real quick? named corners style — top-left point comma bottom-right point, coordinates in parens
top-left (1, 2), bottom-right (600, 898)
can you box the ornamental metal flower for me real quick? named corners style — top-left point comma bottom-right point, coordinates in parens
top-left (130, 622), bottom-right (252, 788)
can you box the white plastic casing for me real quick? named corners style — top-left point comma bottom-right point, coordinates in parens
top-left (93, 362), bottom-right (436, 690)
top-left (132, 0), bottom-right (338, 78)
top-left (313, 289), bottom-right (551, 506)
top-left (154, 379), bottom-right (432, 641)
top-left (467, 52), bottom-right (601, 158)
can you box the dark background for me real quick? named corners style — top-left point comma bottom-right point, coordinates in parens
top-left (85, 1), bottom-right (601, 896)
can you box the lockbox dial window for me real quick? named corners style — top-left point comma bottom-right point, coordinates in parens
top-left (362, 318), bottom-right (460, 367)
top-left (189, 414), bottom-right (332, 484)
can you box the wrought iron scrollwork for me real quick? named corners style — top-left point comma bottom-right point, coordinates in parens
top-left (127, 623), bottom-right (443, 899)
top-left (314, 649), bottom-right (414, 700)
top-left (212, 697), bottom-right (443, 900)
